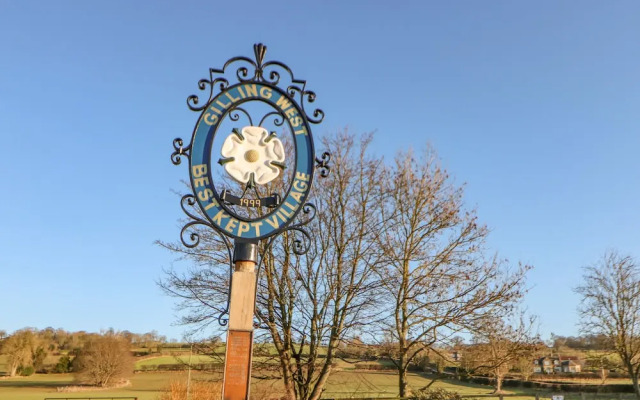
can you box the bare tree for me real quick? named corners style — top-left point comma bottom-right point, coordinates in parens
top-left (462, 315), bottom-right (539, 393)
top-left (0, 329), bottom-right (35, 377)
top-left (73, 334), bottom-right (134, 387)
top-left (374, 148), bottom-right (530, 397)
top-left (575, 250), bottom-right (640, 399)
top-left (159, 130), bottom-right (384, 400)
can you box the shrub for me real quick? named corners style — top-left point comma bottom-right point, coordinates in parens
top-left (410, 388), bottom-right (462, 400)
top-left (54, 355), bottom-right (72, 373)
top-left (18, 365), bottom-right (35, 376)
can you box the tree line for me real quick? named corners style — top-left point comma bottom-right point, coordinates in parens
top-left (0, 327), bottom-right (164, 381)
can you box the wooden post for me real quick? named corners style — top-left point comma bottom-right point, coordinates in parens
top-left (222, 241), bottom-right (258, 400)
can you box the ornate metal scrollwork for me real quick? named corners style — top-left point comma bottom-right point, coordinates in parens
top-left (171, 138), bottom-right (190, 166)
top-left (315, 152), bottom-right (331, 178)
top-left (172, 44), bottom-right (326, 327)
top-left (185, 43), bottom-right (323, 126)
top-left (178, 194), bottom-right (235, 327)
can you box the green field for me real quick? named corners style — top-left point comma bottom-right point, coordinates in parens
top-left (136, 354), bottom-right (220, 367)
top-left (1, 354), bottom-right (637, 400)
top-left (0, 371), bottom-right (499, 400)
top-left (2, 370), bottom-right (636, 400)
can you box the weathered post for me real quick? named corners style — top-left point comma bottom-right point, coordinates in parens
top-left (170, 44), bottom-right (328, 400)
top-left (222, 241), bottom-right (258, 398)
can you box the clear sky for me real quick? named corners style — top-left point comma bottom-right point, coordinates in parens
top-left (1, 0), bottom-right (639, 341)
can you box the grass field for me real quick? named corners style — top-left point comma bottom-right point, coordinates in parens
top-left (135, 355), bottom-right (220, 367)
top-left (0, 371), bottom-right (499, 400)
top-left (1, 354), bottom-right (637, 400)
top-left (3, 370), bottom-right (637, 400)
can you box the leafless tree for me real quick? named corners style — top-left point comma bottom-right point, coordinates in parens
top-left (73, 334), bottom-right (134, 387)
top-left (462, 315), bottom-right (539, 392)
top-left (575, 250), bottom-right (640, 399)
top-left (374, 148), bottom-right (530, 397)
top-left (159, 130), bottom-right (384, 400)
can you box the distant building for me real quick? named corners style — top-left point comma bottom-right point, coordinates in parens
top-left (533, 356), bottom-right (582, 373)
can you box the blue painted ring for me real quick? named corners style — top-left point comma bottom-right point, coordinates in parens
top-left (189, 82), bottom-right (315, 240)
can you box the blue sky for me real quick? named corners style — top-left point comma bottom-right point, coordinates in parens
top-left (1, 1), bottom-right (639, 341)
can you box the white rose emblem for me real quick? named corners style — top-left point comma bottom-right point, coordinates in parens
top-left (218, 126), bottom-right (285, 186)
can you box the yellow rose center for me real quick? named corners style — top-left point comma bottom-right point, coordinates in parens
top-left (244, 149), bottom-right (259, 163)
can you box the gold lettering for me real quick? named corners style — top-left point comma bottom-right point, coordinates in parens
top-left (275, 95), bottom-right (292, 110)
top-left (194, 176), bottom-right (209, 187)
top-left (290, 191), bottom-right (303, 203)
top-left (225, 92), bottom-right (240, 103)
top-left (294, 127), bottom-right (307, 135)
top-left (265, 215), bottom-right (280, 229)
top-left (209, 105), bottom-right (222, 115)
top-left (295, 171), bottom-right (310, 181)
top-left (212, 209), bottom-right (227, 225)
top-left (291, 116), bottom-right (302, 127)
top-left (203, 112), bottom-right (218, 125)
top-left (283, 201), bottom-right (298, 212)
top-left (259, 87), bottom-right (272, 99)
top-left (224, 218), bottom-right (238, 233)
top-left (244, 84), bottom-right (257, 97)
top-left (204, 199), bottom-right (219, 210)
top-left (198, 188), bottom-right (213, 202)
top-left (285, 108), bottom-right (296, 118)
top-left (237, 86), bottom-right (245, 98)
top-left (192, 164), bottom-right (207, 177)
top-left (251, 221), bottom-right (263, 236)
top-left (216, 99), bottom-right (230, 109)
top-left (278, 208), bottom-right (293, 220)
top-left (237, 222), bottom-right (250, 236)
top-left (293, 179), bottom-right (308, 192)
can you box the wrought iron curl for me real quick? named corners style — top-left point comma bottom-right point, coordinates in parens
top-left (219, 56), bottom-right (257, 82)
top-left (185, 44), bottom-right (323, 128)
top-left (178, 195), bottom-right (235, 326)
top-left (186, 76), bottom-right (229, 112)
top-left (308, 108), bottom-right (325, 124)
top-left (289, 227), bottom-right (313, 255)
top-left (180, 194), bottom-right (201, 222)
top-left (180, 221), bottom-right (205, 248)
top-left (315, 152), bottom-right (331, 178)
top-left (171, 138), bottom-right (191, 165)
top-left (261, 60), bottom-right (298, 86)
top-left (236, 66), bottom-right (253, 82)
top-left (228, 106), bottom-right (253, 126)
top-left (287, 85), bottom-right (325, 124)
top-left (258, 111), bottom-right (285, 127)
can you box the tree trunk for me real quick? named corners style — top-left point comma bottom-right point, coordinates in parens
top-left (399, 364), bottom-right (410, 398)
top-left (630, 372), bottom-right (640, 400)
top-left (495, 374), bottom-right (503, 393)
top-left (309, 363), bottom-right (333, 400)
top-left (9, 363), bottom-right (18, 377)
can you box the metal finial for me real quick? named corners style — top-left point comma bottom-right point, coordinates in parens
top-left (254, 43), bottom-right (267, 67)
